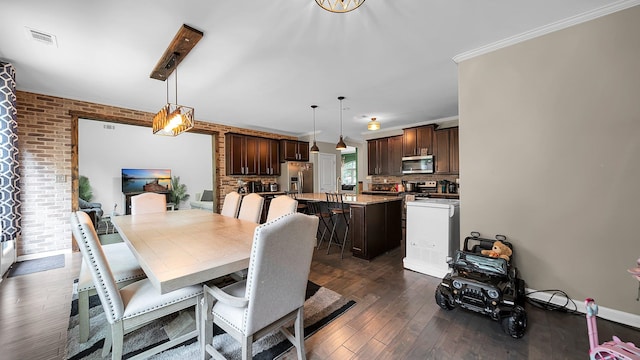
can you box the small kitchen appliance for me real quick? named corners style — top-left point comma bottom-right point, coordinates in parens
top-left (448, 181), bottom-right (458, 194)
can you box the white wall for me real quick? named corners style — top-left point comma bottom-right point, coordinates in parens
top-left (78, 119), bottom-right (213, 212)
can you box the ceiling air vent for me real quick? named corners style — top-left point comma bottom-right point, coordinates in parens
top-left (25, 27), bottom-right (58, 47)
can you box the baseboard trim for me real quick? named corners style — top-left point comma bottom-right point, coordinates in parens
top-left (526, 288), bottom-right (640, 329)
top-left (17, 248), bottom-right (71, 262)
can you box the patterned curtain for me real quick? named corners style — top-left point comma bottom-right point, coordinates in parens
top-left (0, 61), bottom-right (21, 243)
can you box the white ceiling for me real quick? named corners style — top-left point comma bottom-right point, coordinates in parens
top-left (0, 0), bottom-right (627, 144)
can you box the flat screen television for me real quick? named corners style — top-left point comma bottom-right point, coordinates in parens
top-left (121, 168), bottom-right (171, 194)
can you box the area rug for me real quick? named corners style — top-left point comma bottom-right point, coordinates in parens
top-left (6, 254), bottom-right (65, 277)
top-left (65, 281), bottom-right (355, 359)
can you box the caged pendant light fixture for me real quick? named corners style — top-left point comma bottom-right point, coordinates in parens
top-left (335, 96), bottom-right (347, 150)
top-left (150, 24), bottom-right (203, 136)
top-left (152, 54), bottom-right (194, 136)
top-left (310, 105), bottom-right (320, 153)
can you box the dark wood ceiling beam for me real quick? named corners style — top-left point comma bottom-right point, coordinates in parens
top-left (150, 24), bottom-right (203, 81)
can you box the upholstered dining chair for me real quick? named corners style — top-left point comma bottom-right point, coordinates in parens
top-left (70, 211), bottom-right (202, 360)
top-left (237, 193), bottom-right (264, 223)
top-left (130, 192), bottom-right (166, 215)
top-left (200, 212), bottom-right (319, 360)
top-left (220, 191), bottom-right (242, 218)
top-left (77, 243), bottom-right (145, 343)
top-left (266, 195), bottom-right (297, 222)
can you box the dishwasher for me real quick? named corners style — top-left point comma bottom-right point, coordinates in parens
top-left (403, 198), bottom-right (460, 278)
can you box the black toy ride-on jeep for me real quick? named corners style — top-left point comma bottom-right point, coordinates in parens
top-left (435, 232), bottom-right (527, 338)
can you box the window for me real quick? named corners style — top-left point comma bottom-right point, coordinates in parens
top-left (341, 153), bottom-right (357, 186)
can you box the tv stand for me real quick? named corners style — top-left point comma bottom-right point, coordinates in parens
top-left (123, 191), bottom-right (171, 215)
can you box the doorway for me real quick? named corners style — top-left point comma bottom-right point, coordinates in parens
top-left (318, 153), bottom-right (337, 193)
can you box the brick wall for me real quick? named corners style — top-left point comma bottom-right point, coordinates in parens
top-left (16, 91), bottom-right (295, 256)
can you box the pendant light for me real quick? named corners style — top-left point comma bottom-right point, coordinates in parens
top-left (310, 105), bottom-right (320, 153)
top-left (336, 96), bottom-right (347, 150)
top-left (367, 117), bottom-right (380, 131)
top-left (152, 57), bottom-right (195, 136)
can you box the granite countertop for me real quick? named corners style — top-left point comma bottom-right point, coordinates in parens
top-left (361, 190), bottom-right (401, 196)
top-left (295, 193), bottom-right (402, 205)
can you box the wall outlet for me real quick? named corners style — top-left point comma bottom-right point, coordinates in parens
top-left (55, 174), bottom-right (66, 183)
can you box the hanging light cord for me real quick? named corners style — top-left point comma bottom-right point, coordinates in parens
top-left (313, 106), bottom-right (317, 142)
top-left (339, 97), bottom-right (344, 136)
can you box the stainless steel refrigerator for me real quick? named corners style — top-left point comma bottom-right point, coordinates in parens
top-left (279, 161), bottom-right (313, 193)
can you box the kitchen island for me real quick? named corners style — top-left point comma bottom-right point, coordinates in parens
top-left (296, 193), bottom-right (402, 260)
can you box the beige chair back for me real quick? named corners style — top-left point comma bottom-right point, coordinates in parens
top-left (130, 192), bottom-right (166, 215)
top-left (266, 195), bottom-right (297, 222)
top-left (237, 193), bottom-right (264, 223)
top-left (70, 211), bottom-right (125, 324)
top-left (220, 191), bottom-right (242, 218)
top-left (243, 213), bottom-right (318, 334)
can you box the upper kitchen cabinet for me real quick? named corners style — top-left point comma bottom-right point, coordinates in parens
top-left (226, 133), bottom-right (259, 176)
top-left (388, 135), bottom-right (403, 176)
top-left (280, 140), bottom-right (309, 162)
top-left (403, 125), bottom-right (435, 157)
top-left (367, 138), bottom-right (388, 175)
top-left (258, 138), bottom-right (280, 176)
top-left (434, 127), bottom-right (459, 174)
top-left (367, 135), bottom-right (403, 176)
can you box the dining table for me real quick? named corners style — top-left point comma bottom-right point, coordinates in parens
top-left (111, 209), bottom-right (258, 294)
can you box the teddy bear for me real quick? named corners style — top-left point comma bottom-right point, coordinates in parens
top-left (481, 240), bottom-right (512, 261)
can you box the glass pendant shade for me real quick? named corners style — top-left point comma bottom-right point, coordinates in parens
top-left (310, 141), bottom-right (320, 153)
top-left (367, 117), bottom-right (380, 131)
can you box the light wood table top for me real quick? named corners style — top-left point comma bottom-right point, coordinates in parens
top-left (111, 209), bottom-right (258, 294)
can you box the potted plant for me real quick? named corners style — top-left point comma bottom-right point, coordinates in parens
top-left (79, 175), bottom-right (93, 201)
top-left (169, 176), bottom-right (190, 209)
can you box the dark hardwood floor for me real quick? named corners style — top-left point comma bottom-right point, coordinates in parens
top-left (1, 240), bottom-right (638, 360)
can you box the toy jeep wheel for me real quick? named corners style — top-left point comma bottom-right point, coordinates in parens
top-left (435, 288), bottom-right (454, 310)
top-left (501, 305), bottom-right (527, 338)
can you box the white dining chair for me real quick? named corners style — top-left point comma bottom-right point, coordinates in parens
top-left (200, 212), bottom-right (319, 360)
top-left (77, 242), bottom-right (145, 343)
top-left (130, 192), bottom-right (166, 215)
top-left (220, 191), bottom-right (242, 218)
top-left (237, 193), bottom-right (264, 223)
top-left (70, 211), bottom-right (202, 360)
top-left (266, 195), bottom-right (297, 222)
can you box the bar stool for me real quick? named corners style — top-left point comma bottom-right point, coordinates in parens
top-left (325, 192), bottom-right (351, 259)
top-left (306, 200), bottom-right (332, 248)
top-left (287, 191), bottom-right (308, 214)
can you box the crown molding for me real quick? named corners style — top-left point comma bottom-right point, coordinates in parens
top-left (453, 0), bottom-right (640, 63)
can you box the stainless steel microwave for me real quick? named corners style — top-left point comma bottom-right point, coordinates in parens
top-left (402, 155), bottom-right (434, 174)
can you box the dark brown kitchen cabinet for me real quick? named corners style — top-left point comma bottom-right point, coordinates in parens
top-left (258, 138), bottom-right (280, 176)
top-left (280, 140), bottom-right (309, 162)
top-left (368, 135), bottom-right (403, 176)
top-left (434, 127), bottom-right (459, 174)
top-left (226, 133), bottom-right (259, 175)
top-left (367, 138), bottom-right (388, 175)
top-left (403, 125), bottom-right (435, 157)
top-left (349, 199), bottom-right (402, 260)
top-left (388, 135), bottom-right (403, 176)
